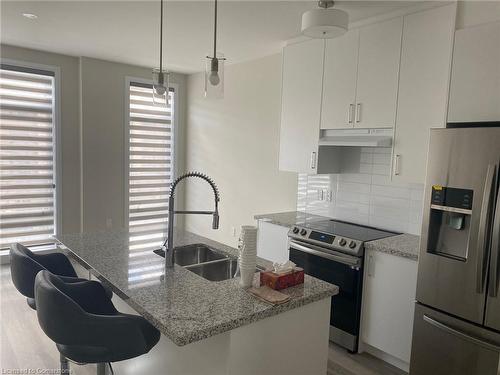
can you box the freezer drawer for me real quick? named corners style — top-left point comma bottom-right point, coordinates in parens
top-left (410, 303), bottom-right (500, 375)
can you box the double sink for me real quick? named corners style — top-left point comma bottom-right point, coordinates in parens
top-left (155, 243), bottom-right (261, 282)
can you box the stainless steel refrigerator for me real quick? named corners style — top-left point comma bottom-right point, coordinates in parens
top-left (410, 126), bottom-right (500, 375)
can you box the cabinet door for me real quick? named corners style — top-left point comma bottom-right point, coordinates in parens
top-left (448, 21), bottom-right (500, 123)
top-left (279, 40), bottom-right (324, 173)
top-left (392, 4), bottom-right (456, 184)
top-left (361, 250), bottom-right (418, 365)
top-left (256, 221), bottom-right (290, 263)
top-left (355, 17), bottom-right (402, 129)
top-left (320, 29), bottom-right (359, 129)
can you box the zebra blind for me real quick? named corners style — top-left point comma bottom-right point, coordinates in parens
top-left (128, 82), bottom-right (174, 264)
top-left (0, 65), bottom-right (56, 251)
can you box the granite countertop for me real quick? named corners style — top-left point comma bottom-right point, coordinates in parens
top-left (55, 229), bottom-right (338, 347)
top-left (254, 211), bottom-right (327, 228)
top-left (365, 234), bottom-right (420, 261)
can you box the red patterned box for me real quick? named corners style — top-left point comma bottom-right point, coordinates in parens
top-left (259, 268), bottom-right (305, 290)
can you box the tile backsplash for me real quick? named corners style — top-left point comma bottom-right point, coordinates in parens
top-left (297, 147), bottom-right (424, 235)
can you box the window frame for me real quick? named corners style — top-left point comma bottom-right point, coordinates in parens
top-left (123, 76), bottom-right (179, 231)
top-left (0, 58), bottom-right (62, 260)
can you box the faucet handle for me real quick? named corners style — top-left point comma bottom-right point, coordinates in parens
top-left (212, 212), bottom-right (220, 230)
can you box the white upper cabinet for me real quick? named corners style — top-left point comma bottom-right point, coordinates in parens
top-left (448, 21), bottom-right (500, 123)
top-left (321, 18), bottom-right (403, 130)
top-left (355, 17), bottom-right (403, 128)
top-left (279, 39), bottom-right (325, 173)
top-left (320, 29), bottom-right (359, 129)
top-left (392, 4), bottom-right (456, 184)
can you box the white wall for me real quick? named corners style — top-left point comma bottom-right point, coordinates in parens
top-left (185, 54), bottom-right (297, 247)
top-left (79, 57), bottom-right (187, 231)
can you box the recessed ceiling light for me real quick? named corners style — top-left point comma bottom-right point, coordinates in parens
top-left (22, 12), bottom-right (38, 20)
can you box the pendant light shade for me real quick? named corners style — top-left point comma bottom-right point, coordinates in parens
top-left (152, 0), bottom-right (169, 105)
top-left (205, 0), bottom-right (225, 99)
top-left (301, 1), bottom-right (348, 39)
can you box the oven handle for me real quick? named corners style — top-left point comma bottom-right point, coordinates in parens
top-left (289, 240), bottom-right (360, 268)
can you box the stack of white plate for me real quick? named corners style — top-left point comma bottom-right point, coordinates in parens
top-left (238, 225), bottom-right (258, 288)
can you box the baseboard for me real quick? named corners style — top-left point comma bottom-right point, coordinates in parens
top-left (360, 342), bottom-right (409, 373)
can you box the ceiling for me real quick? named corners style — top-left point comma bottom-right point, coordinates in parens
top-left (1, 1), bottom-right (419, 74)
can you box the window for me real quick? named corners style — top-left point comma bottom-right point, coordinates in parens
top-left (127, 82), bottom-right (174, 259)
top-left (0, 64), bottom-right (57, 252)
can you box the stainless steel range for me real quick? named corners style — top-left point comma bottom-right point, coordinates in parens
top-left (288, 219), bottom-right (398, 352)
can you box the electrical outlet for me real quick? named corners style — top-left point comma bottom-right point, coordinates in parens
top-left (106, 218), bottom-right (113, 229)
top-left (317, 189), bottom-right (324, 201)
top-left (231, 226), bottom-right (237, 237)
top-left (326, 189), bottom-right (333, 202)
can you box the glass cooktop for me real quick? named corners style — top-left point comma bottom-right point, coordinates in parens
top-left (302, 219), bottom-right (399, 242)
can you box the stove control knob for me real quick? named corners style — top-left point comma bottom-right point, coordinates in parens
top-left (349, 241), bottom-right (357, 249)
top-left (292, 227), bottom-right (300, 234)
top-left (300, 229), bottom-right (307, 236)
top-left (339, 238), bottom-right (347, 246)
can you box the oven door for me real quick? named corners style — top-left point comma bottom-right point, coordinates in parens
top-left (289, 239), bottom-right (363, 352)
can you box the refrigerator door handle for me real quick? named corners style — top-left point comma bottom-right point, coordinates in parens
top-left (488, 176), bottom-right (500, 297)
top-left (477, 164), bottom-right (497, 293)
top-left (423, 315), bottom-right (500, 352)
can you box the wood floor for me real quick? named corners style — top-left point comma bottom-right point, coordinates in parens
top-left (0, 264), bottom-right (405, 375)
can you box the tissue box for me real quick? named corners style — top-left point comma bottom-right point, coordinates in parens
top-left (259, 268), bottom-right (304, 290)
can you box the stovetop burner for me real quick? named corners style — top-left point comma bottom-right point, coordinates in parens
top-left (302, 219), bottom-right (399, 242)
top-left (288, 219), bottom-right (399, 257)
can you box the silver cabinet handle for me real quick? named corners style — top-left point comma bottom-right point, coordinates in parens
top-left (310, 151), bottom-right (317, 169)
top-left (348, 104), bottom-right (354, 124)
top-left (394, 154), bottom-right (401, 176)
top-left (477, 164), bottom-right (497, 293)
top-left (423, 315), bottom-right (500, 352)
top-left (289, 240), bottom-right (360, 267)
top-left (489, 170), bottom-right (500, 297)
top-left (367, 254), bottom-right (375, 277)
top-left (355, 103), bottom-right (361, 123)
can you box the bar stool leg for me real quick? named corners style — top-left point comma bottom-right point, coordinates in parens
top-left (97, 363), bottom-right (106, 375)
top-left (97, 362), bottom-right (113, 375)
top-left (60, 354), bottom-right (69, 374)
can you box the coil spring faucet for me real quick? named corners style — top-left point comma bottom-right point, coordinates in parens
top-left (161, 172), bottom-right (220, 268)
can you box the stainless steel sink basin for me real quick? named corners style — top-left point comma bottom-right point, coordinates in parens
top-left (185, 259), bottom-right (264, 282)
top-left (154, 243), bottom-right (263, 282)
top-left (174, 243), bottom-right (228, 266)
top-left (185, 259), bottom-right (240, 282)
top-left (153, 243), bottom-right (228, 266)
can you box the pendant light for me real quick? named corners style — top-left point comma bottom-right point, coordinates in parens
top-left (205, 0), bottom-right (225, 99)
top-left (152, 0), bottom-right (169, 105)
top-left (301, 0), bottom-right (348, 39)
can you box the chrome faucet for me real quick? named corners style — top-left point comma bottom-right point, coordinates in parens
top-left (162, 172), bottom-right (220, 268)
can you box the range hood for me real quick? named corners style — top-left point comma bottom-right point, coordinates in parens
top-left (319, 128), bottom-right (393, 147)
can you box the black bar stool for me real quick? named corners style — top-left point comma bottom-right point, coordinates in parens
top-left (9, 243), bottom-right (112, 310)
top-left (34, 270), bottom-right (161, 375)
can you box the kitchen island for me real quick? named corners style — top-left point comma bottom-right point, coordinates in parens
top-left (56, 228), bottom-right (338, 375)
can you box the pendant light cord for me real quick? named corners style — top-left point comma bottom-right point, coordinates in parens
top-left (213, 0), bottom-right (217, 59)
top-left (159, 0), bottom-right (163, 72)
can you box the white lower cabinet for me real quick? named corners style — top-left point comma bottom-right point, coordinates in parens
top-left (360, 249), bottom-right (418, 371)
top-left (256, 220), bottom-right (290, 264)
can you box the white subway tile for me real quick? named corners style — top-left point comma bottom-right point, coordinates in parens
top-left (337, 181), bottom-right (371, 194)
top-left (338, 173), bottom-right (372, 184)
top-left (337, 190), bottom-right (371, 205)
top-left (371, 184), bottom-right (411, 199)
top-left (372, 164), bottom-right (391, 176)
top-left (373, 153), bottom-right (391, 165)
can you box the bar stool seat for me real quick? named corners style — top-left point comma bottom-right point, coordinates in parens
top-left (9, 243), bottom-right (111, 310)
top-left (34, 271), bottom-right (160, 374)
